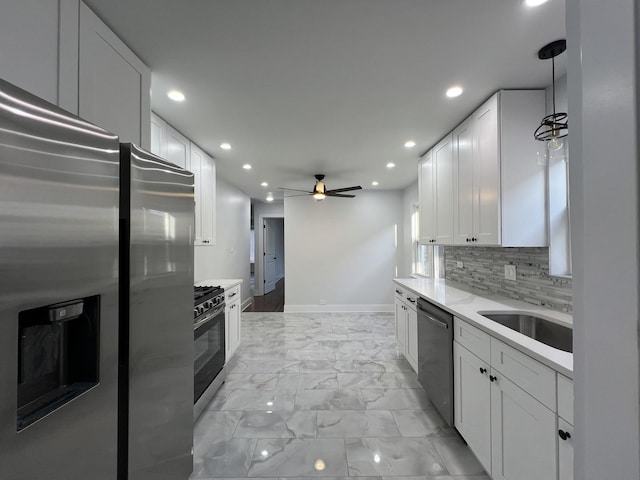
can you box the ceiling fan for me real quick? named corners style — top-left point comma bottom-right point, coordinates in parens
top-left (279, 174), bottom-right (362, 200)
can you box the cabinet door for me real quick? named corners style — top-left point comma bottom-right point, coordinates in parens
top-left (433, 134), bottom-right (454, 244)
top-left (406, 302), bottom-right (418, 373)
top-left (472, 96), bottom-right (500, 245)
top-left (78, 3), bottom-right (150, 148)
top-left (418, 151), bottom-right (436, 244)
top-left (200, 153), bottom-right (216, 245)
top-left (166, 125), bottom-right (189, 169)
top-left (454, 341), bottom-right (491, 473)
top-left (491, 373), bottom-right (557, 480)
top-left (227, 300), bottom-right (241, 359)
top-left (395, 300), bottom-right (407, 356)
top-left (150, 112), bottom-right (167, 158)
top-left (453, 118), bottom-right (474, 244)
top-left (558, 418), bottom-right (574, 480)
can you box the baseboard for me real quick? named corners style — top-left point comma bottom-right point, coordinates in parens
top-left (241, 298), bottom-right (252, 311)
top-left (283, 304), bottom-right (394, 313)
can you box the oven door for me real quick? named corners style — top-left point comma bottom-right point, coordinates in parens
top-left (193, 304), bottom-right (225, 403)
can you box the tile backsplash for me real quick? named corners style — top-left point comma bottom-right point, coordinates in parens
top-left (444, 247), bottom-right (573, 312)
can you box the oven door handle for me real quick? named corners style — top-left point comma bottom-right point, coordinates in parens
top-left (194, 305), bottom-right (225, 331)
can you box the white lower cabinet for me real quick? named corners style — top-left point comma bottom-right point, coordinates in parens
top-left (558, 417), bottom-right (574, 480)
top-left (225, 284), bottom-right (242, 360)
top-left (454, 341), bottom-right (491, 473)
top-left (453, 317), bottom-right (572, 480)
top-left (393, 287), bottom-right (418, 373)
top-left (490, 372), bottom-right (557, 480)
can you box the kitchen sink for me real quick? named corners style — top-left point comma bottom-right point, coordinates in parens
top-left (479, 312), bottom-right (573, 353)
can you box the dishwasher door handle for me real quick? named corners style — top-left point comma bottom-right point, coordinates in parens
top-left (418, 308), bottom-right (449, 329)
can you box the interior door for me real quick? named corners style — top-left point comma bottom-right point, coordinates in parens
top-left (263, 219), bottom-right (277, 294)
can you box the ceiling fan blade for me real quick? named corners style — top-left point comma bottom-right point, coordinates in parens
top-left (325, 192), bottom-right (356, 198)
top-left (325, 186), bottom-right (363, 194)
top-left (278, 187), bottom-right (313, 193)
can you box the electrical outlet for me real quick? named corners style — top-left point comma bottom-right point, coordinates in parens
top-left (504, 265), bottom-right (517, 281)
top-left (457, 261), bottom-right (464, 268)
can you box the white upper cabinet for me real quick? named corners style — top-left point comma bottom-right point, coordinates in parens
top-left (424, 90), bottom-right (547, 247)
top-left (166, 124), bottom-right (189, 170)
top-left (434, 134), bottom-right (454, 244)
top-left (419, 150), bottom-right (436, 244)
top-left (78, 3), bottom-right (150, 149)
top-left (453, 117), bottom-right (475, 245)
top-left (190, 143), bottom-right (216, 246)
top-left (150, 113), bottom-right (168, 158)
top-left (472, 95), bottom-right (501, 245)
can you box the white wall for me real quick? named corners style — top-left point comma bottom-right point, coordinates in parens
top-left (195, 177), bottom-right (252, 308)
top-left (284, 190), bottom-right (403, 311)
top-left (567, 0), bottom-right (640, 478)
top-left (253, 202), bottom-right (284, 296)
top-left (400, 181), bottom-right (418, 277)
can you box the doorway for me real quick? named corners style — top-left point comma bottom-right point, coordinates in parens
top-left (248, 216), bottom-right (285, 312)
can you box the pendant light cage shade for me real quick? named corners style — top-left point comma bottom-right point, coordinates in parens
top-left (534, 112), bottom-right (568, 142)
top-left (534, 39), bottom-right (568, 143)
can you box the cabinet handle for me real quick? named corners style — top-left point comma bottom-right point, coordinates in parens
top-left (396, 289), bottom-right (403, 295)
top-left (558, 429), bottom-right (572, 441)
top-left (466, 238), bottom-right (470, 243)
top-left (479, 367), bottom-right (487, 374)
top-left (472, 237), bottom-right (477, 242)
top-left (407, 298), bottom-right (415, 303)
top-left (489, 375), bottom-right (497, 382)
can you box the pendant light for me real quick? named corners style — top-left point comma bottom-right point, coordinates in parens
top-left (534, 39), bottom-right (568, 151)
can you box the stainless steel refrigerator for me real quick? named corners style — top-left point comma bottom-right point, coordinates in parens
top-left (0, 78), bottom-right (121, 478)
top-left (0, 78), bottom-right (194, 480)
top-left (119, 143), bottom-right (194, 480)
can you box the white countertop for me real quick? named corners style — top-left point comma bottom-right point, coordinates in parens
top-left (196, 278), bottom-right (243, 290)
top-left (394, 277), bottom-right (573, 378)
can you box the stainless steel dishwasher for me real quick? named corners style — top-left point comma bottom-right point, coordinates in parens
top-left (417, 297), bottom-right (454, 426)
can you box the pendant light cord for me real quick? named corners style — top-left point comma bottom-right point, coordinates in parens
top-left (551, 56), bottom-right (557, 116)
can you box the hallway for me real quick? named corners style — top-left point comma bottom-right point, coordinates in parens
top-left (246, 278), bottom-right (285, 312)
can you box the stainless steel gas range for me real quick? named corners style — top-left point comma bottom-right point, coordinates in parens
top-left (193, 286), bottom-right (226, 419)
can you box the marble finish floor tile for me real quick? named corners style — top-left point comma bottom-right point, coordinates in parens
top-left (430, 435), bottom-right (486, 476)
top-left (247, 438), bottom-right (349, 477)
top-left (317, 411), bottom-right (401, 438)
top-left (361, 389), bottom-right (433, 410)
top-left (345, 437), bottom-right (448, 476)
top-left (234, 410), bottom-right (317, 438)
top-left (192, 312), bottom-right (486, 480)
top-left (295, 389), bottom-right (366, 411)
top-left (391, 409), bottom-right (449, 438)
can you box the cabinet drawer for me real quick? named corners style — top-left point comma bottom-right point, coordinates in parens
top-left (225, 285), bottom-right (241, 303)
top-left (491, 337), bottom-right (556, 411)
top-left (557, 374), bottom-right (574, 424)
top-left (404, 293), bottom-right (418, 311)
top-left (394, 286), bottom-right (405, 302)
top-left (454, 317), bottom-right (491, 363)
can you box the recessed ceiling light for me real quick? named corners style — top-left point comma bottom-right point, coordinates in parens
top-left (167, 90), bottom-right (185, 102)
top-left (372, 181), bottom-right (379, 186)
top-left (220, 142), bottom-right (232, 150)
top-left (524, 0), bottom-right (550, 6)
top-left (404, 140), bottom-right (416, 148)
top-left (261, 182), bottom-right (268, 187)
top-left (242, 164), bottom-right (252, 170)
top-left (386, 162), bottom-right (395, 169)
top-left (446, 86), bottom-right (463, 98)
top-left (266, 194), bottom-right (274, 202)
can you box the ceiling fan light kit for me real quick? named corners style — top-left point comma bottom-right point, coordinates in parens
top-left (279, 174), bottom-right (362, 201)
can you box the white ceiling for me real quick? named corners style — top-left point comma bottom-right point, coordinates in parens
top-left (83, 0), bottom-right (566, 202)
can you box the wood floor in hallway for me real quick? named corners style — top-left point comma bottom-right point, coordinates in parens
top-left (246, 278), bottom-right (284, 312)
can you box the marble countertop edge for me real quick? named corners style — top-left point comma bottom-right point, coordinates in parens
top-left (393, 277), bottom-right (573, 378)
top-left (196, 278), bottom-right (243, 290)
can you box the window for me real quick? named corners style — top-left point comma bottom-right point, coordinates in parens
top-left (547, 143), bottom-right (572, 276)
top-left (411, 204), bottom-right (444, 277)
